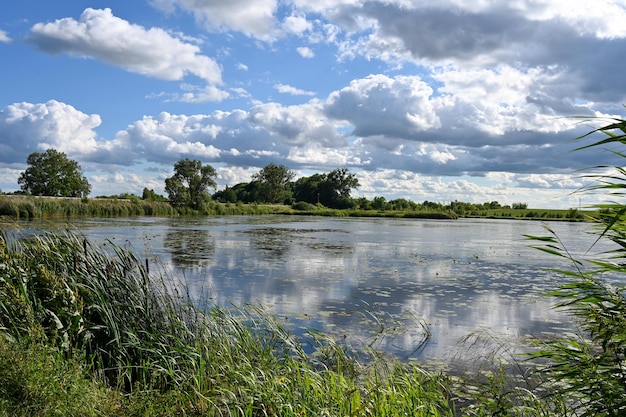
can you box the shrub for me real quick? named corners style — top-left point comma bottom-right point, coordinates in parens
top-left (292, 201), bottom-right (317, 211)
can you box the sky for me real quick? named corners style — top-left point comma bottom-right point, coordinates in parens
top-left (1, 1), bottom-right (626, 208)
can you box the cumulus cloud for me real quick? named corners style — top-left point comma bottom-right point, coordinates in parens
top-left (153, 84), bottom-right (230, 103)
top-left (151, 0), bottom-right (279, 41)
top-left (0, 100), bottom-right (101, 163)
top-left (325, 74), bottom-right (440, 138)
top-left (274, 83), bottom-right (315, 96)
top-left (0, 29), bottom-right (10, 43)
top-left (29, 8), bottom-right (222, 84)
top-left (283, 13), bottom-right (312, 35)
top-left (296, 46), bottom-right (315, 58)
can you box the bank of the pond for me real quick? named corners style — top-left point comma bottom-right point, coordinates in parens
top-left (0, 230), bottom-right (458, 416)
top-left (0, 195), bottom-right (592, 221)
top-left (1, 224), bottom-right (622, 416)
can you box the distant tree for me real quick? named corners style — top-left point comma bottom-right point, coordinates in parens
top-left (293, 168), bottom-right (359, 209)
top-left (512, 202), bottom-right (528, 209)
top-left (293, 173), bottom-right (325, 205)
top-left (372, 196), bottom-right (387, 210)
top-left (252, 163), bottom-right (295, 204)
top-left (17, 149), bottom-right (91, 197)
top-left (389, 198), bottom-right (418, 211)
top-left (213, 186), bottom-right (238, 203)
top-left (142, 187), bottom-right (167, 202)
top-left (164, 159), bottom-right (217, 210)
top-left (320, 168), bottom-right (359, 208)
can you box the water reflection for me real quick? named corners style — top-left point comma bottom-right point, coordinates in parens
top-left (5, 216), bottom-right (619, 362)
top-left (163, 227), bottom-right (215, 269)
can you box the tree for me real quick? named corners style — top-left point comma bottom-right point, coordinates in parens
top-left (293, 168), bottom-right (359, 209)
top-left (319, 168), bottom-right (359, 208)
top-left (252, 163), bottom-right (295, 204)
top-left (213, 186), bottom-right (238, 203)
top-left (142, 188), bottom-right (167, 202)
top-left (18, 149), bottom-right (91, 197)
top-left (164, 159), bottom-right (217, 210)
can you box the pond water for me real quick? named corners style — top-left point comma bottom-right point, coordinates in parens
top-left (3, 216), bottom-right (619, 363)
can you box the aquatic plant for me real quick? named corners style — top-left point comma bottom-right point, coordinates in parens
top-left (0, 229), bottom-right (454, 416)
top-left (523, 116), bottom-right (626, 416)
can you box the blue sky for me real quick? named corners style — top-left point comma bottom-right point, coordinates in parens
top-left (1, 1), bottom-right (626, 208)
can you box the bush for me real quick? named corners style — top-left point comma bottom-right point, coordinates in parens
top-left (292, 201), bottom-right (317, 211)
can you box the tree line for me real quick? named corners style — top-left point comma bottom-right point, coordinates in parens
top-left (5, 148), bottom-right (527, 214)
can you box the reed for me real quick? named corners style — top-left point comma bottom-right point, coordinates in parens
top-left (0, 195), bottom-right (177, 219)
top-left (0, 229), bottom-right (455, 416)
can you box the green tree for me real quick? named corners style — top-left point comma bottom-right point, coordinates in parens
top-left (17, 149), bottom-right (91, 197)
top-left (252, 163), bottom-right (295, 204)
top-left (142, 187), bottom-right (167, 202)
top-left (320, 168), bottom-right (359, 208)
top-left (213, 186), bottom-right (238, 203)
top-left (293, 168), bottom-right (359, 209)
top-left (164, 159), bottom-right (217, 210)
top-left (371, 196), bottom-right (387, 210)
top-left (293, 173), bottom-right (325, 205)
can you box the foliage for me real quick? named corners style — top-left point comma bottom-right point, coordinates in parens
top-left (165, 158), bottom-right (217, 210)
top-left (0, 229), bottom-right (456, 416)
top-left (17, 149), bottom-right (91, 198)
top-left (522, 115), bottom-right (626, 416)
top-left (142, 187), bottom-right (168, 202)
top-left (252, 163), bottom-right (295, 204)
top-left (0, 339), bottom-right (116, 417)
top-left (0, 195), bottom-right (176, 219)
top-left (292, 168), bottom-right (360, 209)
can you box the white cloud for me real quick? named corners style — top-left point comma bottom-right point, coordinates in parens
top-left (166, 84), bottom-right (230, 103)
top-left (0, 29), bottom-right (11, 43)
top-left (287, 144), bottom-right (354, 166)
top-left (274, 83), bottom-right (315, 96)
top-left (515, 173), bottom-right (583, 189)
top-left (432, 65), bottom-right (579, 136)
top-left (0, 100), bottom-right (101, 162)
top-left (515, 0), bottom-right (626, 39)
top-left (325, 74), bottom-right (440, 138)
top-left (115, 112), bottom-right (222, 162)
top-left (29, 8), bottom-right (222, 84)
top-left (283, 13), bottom-right (312, 35)
top-left (153, 0), bottom-right (279, 41)
top-left (296, 46), bottom-right (315, 58)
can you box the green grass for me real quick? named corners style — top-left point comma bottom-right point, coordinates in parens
top-left (0, 195), bottom-right (177, 219)
top-left (463, 207), bottom-right (591, 221)
top-left (0, 230), bottom-right (456, 416)
top-left (1, 195), bottom-right (593, 222)
top-left (2, 115), bottom-right (626, 415)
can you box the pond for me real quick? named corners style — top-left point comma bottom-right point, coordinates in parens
top-left (3, 216), bottom-right (618, 363)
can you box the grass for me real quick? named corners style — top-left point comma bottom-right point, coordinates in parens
top-left (0, 195), bottom-right (177, 219)
top-left (3, 195), bottom-right (589, 222)
top-left (1, 116), bottom-right (626, 415)
top-left (0, 229), bottom-right (456, 416)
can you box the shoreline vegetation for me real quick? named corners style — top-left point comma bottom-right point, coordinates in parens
top-left (0, 194), bottom-right (590, 222)
top-left (2, 116), bottom-right (626, 415)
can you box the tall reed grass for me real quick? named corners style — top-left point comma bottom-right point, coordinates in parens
top-left (0, 229), bottom-right (455, 416)
top-left (2, 117), bottom-right (625, 415)
top-left (0, 196), bottom-right (177, 219)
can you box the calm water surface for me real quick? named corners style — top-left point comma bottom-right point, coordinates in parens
top-left (5, 216), bottom-right (618, 362)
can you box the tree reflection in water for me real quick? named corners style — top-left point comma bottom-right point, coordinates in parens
top-left (163, 228), bottom-right (215, 270)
